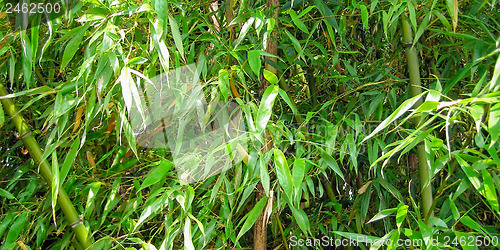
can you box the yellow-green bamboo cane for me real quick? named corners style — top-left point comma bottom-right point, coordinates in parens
top-left (0, 83), bottom-right (91, 248)
top-left (401, 16), bottom-right (434, 224)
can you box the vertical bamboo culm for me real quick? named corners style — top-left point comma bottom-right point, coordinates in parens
top-left (0, 83), bottom-right (91, 248)
top-left (401, 16), bottom-right (434, 224)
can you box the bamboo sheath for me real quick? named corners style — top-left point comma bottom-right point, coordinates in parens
top-left (0, 83), bottom-right (91, 248)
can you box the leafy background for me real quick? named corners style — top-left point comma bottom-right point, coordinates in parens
top-left (0, 0), bottom-right (499, 249)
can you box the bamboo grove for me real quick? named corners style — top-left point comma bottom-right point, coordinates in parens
top-left (0, 0), bottom-right (499, 249)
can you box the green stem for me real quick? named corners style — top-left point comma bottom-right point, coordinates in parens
top-left (401, 16), bottom-right (434, 225)
top-left (0, 83), bottom-right (91, 248)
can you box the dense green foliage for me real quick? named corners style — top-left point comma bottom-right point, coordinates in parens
top-left (1, 0), bottom-right (500, 249)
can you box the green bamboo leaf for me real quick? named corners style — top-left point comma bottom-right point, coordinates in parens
top-left (134, 193), bottom-right (169, 231)
top-left (480, 169), bottom-right (499, 214)
top-left (367, 93), bottom-right (384, 118)
top-left (287, 9), bottom-right (309, 34)
top-left (9, 52), bottom-right (15, 86)
top-left (85, 182), bottom-right (102, 219)
top-left (61, 23), bottom-right (90, 70)
top-left (184, 217), bottom-right (195, 250)
top-left (490, 55), bottom-right (500, 92)
top-left (259, 156), bottom-right (270, 196)
top-left (256, 85), bottom-right (279, 133)
top-left (375, 178), bottom-right (404, 203)
top-left (292, 158), bottom-right (305, 193)
top-left (248, 50), bottom-right (262, 76)
top-left (459, 216), bottom-right (488, 235)
top-left (169, 15), bottom-right (185, 61)
top-left (101, 178), bottom-right (122, 225)
top-left (263, 69), bottom-right (279, 85)
top-left (51, 151), bottom-right (59, 223)
top-left (0, 102), bottom-right (4, 128)
top-left (278, 88), bottom-right (298, 115)
top-left (275, 149), bottom-right (293, 199)
top-left (0, 213), bottom-right (13, 239)
top-left (489, 103), bottom-right (500, 146)
top-left (289, 203), bottom-right (310, 234)
top-left (283, 29), bottom-right (304, 60)
top-left (236, 196), bottom-right (268, 241)
top-left (318, 147), bottom-right (344, 181)
top-left (4, 212), bottom-right (29, 247)
top-left (361, 92), bottom-right (426, 143)
top-left (367, 207), bottom-right (397, 223)
top-left (407, 1), bottom-right (417, 32)
top-left (0, 188), bottom-right (15, 199)
top-left (20, 30), bottom-right (32, 88)
top-left (446, 0), bottom-right (458, 32)
top-left (396, 204), bottom-right (408, 229)
top-left (128, 57), bottom-right (148, 65)
top-left (413, 14), bottom-right (430, 45)
top-left (313, 0), bottom-right (339, 33)
top-left (139, 160), bottom-right (173, 191)
top-left (152, 0), bottom-right (167, 21)
top-left (218, 69), bottom-right (230, 99)
top-left (360, 5), bottom-right (369, 29)
top-left (61, 138), bottom-right (80, 184)
top-left (297, 6), bottom-right (315, 18)
top-left (456, 155), bottom-right (481, 190)
top-left (234, 17), bottom-right (255, 48)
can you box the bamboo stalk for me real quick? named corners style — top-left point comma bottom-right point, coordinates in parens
top-left (401, 16), bottom-right (434, 224)
top-left (0, 83), bottom-right (91, 248)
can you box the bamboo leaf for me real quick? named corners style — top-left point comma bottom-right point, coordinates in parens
top-left (169, 15), bottom-right (185, 61)
top-left (259, 156), bottom-right (270, 196)
top-left (289, 203), bottom-right (310, 234)
top-left (275, 149), bottom-right (293, 199)
top-left (375, 178), bottom-right (404, 203)
top-left (0, 188), bottom-right (15, 199)
top-left (480, 169), bottom-right (499, 214)
top-left (362, 92), bottom-right (426, 143)
top-left (488, 103), bottom-right (500, 146)
top-left (287, 9), bottom-right (309, 34)
top-left (283, 29), bottom-right (304, 60)
top-left (85, 182), bottom-right (102, 219)
top-left (4, 212), bottom-right (29, 247)
top-left (368, 207), bottom-right (397, 223)
top-left (234, 17), bottom-right (255, 48)
top-left (446, 0), bottom-right (459, 32)
top-left (20, 30), bottom-right (32, 88)
top-left (61, 138), bottom-right (80, 184)
top-left (263, 69), bottom-right (278, 85)
top-left (256, 85), bottom-right (279, 133)
top-left (184, 217), bottom-right (195, 250)
top-left (248, 50), bottom-right (261, 76)
top-left (318, 147), bottom-right (344, 181)
top-left (0, 102), bottom-right (4, 128)
top-left (292, 158), bottom-right (305, 194)
top-left (396, 204), bottom-right (408, 229)
top-left (61, 23), bottom-right (89, 70)
top-left (278, 88), bottom-right (298, 115)
top-left (236, 196), bottom-right (267, 241)
top-left (139, 160), bottom-right (173, 191)
top-left (313, 0), bottom-right (339, 33)
top-left (490, 55), bottom-right (500, 92)
top-left (360, 5), bottom-right (369, 29)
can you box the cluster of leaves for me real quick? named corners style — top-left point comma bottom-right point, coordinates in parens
top-left (0, 0), bottom-right (499, 249)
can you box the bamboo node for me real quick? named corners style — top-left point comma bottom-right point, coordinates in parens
top-left (16, 131), bottom-right (32, 140)
top-left (69, 220), bottom-right (83, 229)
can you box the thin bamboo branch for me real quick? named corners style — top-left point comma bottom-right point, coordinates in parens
top-left (0, 83), bottom-right (91, 248)
top-left (401, 16), bottom-right (434, 225)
